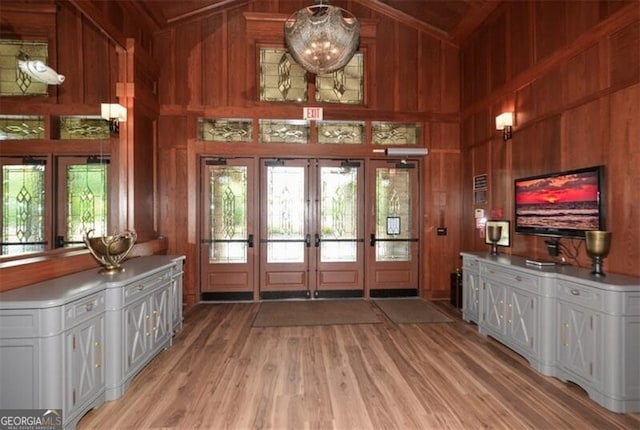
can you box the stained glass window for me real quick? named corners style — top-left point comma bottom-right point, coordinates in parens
top-left (315, 53), bottom-right (364, 104)
top-left (372, 122), bottom-right (422, 145)
top-left (0, 115), bottom-right (45, 140)
top-left (65, 163), bottom-right (109, 243)
top-left (260, 48), bottom-right (308, 102)
top-left (0, 40), bottom-right (49, 96)
top-left (259, 119), bottom-right (309, 144)
top-left (59, 116), bottom-right (110, 140)
top-left (317, 121), bottom-right (364, 144)
top-left (199, 118), bottom-right (252, 142)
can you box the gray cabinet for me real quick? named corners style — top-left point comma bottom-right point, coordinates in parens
top-left (0, 255), bottom-right (185, 429)
top-left (462, 256), bottom-right (480, 323)
top-left (460, 252), bottom-right (640, 413)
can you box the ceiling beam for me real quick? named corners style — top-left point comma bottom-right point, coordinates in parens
top-left (450, 0), bottom-right (501, 44)
top-left (165, 0), bottom-right (252, 26)
top-left (353, 0), bottom-right (456, 47)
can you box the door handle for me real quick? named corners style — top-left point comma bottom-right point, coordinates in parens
top-left (305, 234), bottom-right (311, 247)
top-left (248, 234), bottom-right (254, 248)
top-left (314, 234), bottom-right (321, 247)
top-left (370, 234), bottom-right (376, 246)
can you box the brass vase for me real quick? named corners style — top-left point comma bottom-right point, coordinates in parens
top-left (85, 230), bottom-right (137, 274)
top-left (487, 225), bottom-right (503, 256)
top-left (585, 230), bottom-right (611, 276)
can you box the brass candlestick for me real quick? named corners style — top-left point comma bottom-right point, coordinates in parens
top-left (487, 225), bottom-right (503, 256)
top-left (585, 230), bottom-right (611, 276)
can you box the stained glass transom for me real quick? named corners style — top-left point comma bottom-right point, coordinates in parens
top-left (260, 48), bottom-right (308, 102)
top-left (376, 168), bottom-right (411, 261)
top-left (317, 121), bottom-right (364, 144)
top-left (208, 166), bottom-right (248, 264)
top-left (66, 164), bottom-right (108, 242)
top-left (315, 53), bottom-right (364, 104)
top-left (0, 40), bottom-right (49, 96)
top-left (259, 120), bottom-right (309, 144)
top-left (199, 118), bottom-right (252, 142)
top-left (59, 116), bottom-right (110, 140)
top-left (1, 164), bottom-right (45, 255)
top-left (372, 122), bottom-right (421, 145)
top-left (0, 115), bottom-right (45, 140)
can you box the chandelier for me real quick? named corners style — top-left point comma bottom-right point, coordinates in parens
top-left (284, 1), bottom-right (360, 75)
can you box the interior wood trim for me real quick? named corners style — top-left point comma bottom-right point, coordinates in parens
top-left (450, 1), bottom-right (502, 44)
top-left (166, 0), bottom-right (251, 27)
top-left (68, 0), bottom-right (127, 48)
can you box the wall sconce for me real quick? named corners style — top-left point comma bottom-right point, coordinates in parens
top-left (495, 112), bottom-right (513, 140)
top-left (101, 103), bottom-right (127, 134)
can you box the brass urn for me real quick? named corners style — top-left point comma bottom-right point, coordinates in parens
top-left (585, 230), bottom-right (611, 276)
top-left (85, 230), bottom-right (137, 274)
top-left (487, 225), bottom-right (503, 256)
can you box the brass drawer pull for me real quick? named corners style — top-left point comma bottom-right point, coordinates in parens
top-left (570, 289), bottom-right (580, 296)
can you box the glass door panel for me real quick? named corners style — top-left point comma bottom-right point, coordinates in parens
top-left (200, 158), bottom-right (256, 300)
top-left (367, 160), bottom-right (420, 295)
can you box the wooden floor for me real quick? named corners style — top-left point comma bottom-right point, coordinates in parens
top-left (79, 301), bottom-right (640, 429)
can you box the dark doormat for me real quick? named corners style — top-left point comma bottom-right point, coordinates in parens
top-left (374, 298), bottom-right (453, 324)
top-left (252, 299), bottom-right (381, 327)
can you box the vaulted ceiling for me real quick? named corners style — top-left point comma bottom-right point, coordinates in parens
top-left (133, 0), bottom-right (500, 45)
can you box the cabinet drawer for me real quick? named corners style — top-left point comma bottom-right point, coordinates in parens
top-left (463, 257), bottom-right (479, 272)
top-left (65, 291), bottom-right (105, 329)
top-left (482, 264), bottom-right (539, 291)
top-left (124, 270), bottom-right (171, 304)
top-left (557, 281), bottom-right (602, 311)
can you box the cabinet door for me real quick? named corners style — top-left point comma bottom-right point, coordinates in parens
top-left (558, 301), bottom-right (598, 383)
top-left (463, 270), bottom-right (480, 323)
top-left (67, 315), bottom-right (104, 415)
top-left (507, 288), bottom-right (536, 354)
top-left (124, 299), bottom-right (150, 374)
top-left (150, 286), bottom-right (170, 347)
top-left (483, 281), bottom-right (506, 334)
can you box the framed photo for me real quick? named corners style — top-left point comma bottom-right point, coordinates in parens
top-left (485, 220), bottom-right (510, 247)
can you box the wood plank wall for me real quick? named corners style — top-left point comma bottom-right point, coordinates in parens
top-left (152, 1), bottom-right (462, 304)
top-left (460, 1), bottom-right (640, 277)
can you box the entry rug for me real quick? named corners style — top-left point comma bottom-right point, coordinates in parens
top-left (252, 299), bottom-right (381, 327)
top-left (374, 298), bottom-right (453, 324)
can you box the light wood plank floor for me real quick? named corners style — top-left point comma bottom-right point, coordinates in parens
top-left (79, 301), bottom-right (640, 429)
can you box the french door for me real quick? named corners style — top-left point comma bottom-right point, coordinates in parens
top-left (200, 158), bottom-right (257, 301)
top-left (367, 159), bottom-right (420, 296)
top-left (259, 159), bottom-right (364, 299)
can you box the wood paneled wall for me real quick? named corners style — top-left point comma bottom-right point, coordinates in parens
top-left (460, 1), bottom-right (640, 277)
top-left (152, 1), bottom-right (462, 304)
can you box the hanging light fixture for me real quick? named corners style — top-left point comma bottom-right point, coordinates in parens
top-left (284, 0), bottom-right (360, 75)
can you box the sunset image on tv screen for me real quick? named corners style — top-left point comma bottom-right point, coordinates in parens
top-left (515, 170), bottom-right (600, 231)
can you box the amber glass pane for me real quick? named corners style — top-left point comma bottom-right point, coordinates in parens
top-left (266, 166), bottom-right (305, 263)
top-left (375, 168), bottom-right (411, 261)
top-left (320, 165), bottom-right (358, 262)
top-left (0, 40), bottom-right (49, 96)
top-left (208, 166), bottom-right (248, 264)
top-left (260, 48), bottom-right (308, 102)
top-left (1, 164), bottom-right (45, 255)
top-left (66, 164), bottom-right (108, 242)
top-left (372, 122), bottom-right (422, 145)
top-left (199, 118), bottom-right (252, 142)
top-left (315, 53), bottom-right (364, 104)
top-left (0, 115), bottom-right (45, 140)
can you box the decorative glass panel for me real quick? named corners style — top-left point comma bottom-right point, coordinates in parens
top-left (199, 118), bottom-right (252, 142)
top-left (315, 53), bottom-right (364, 104)
top-left (259, 119), bottom-right (309, 144)
top-left (0, 115), bottom-right (45, 140)
top-left (0, 40), bottom-right (49, 96)
top-left (320, 165), bottom-right (358, 262)
top-left (66, 164), bottom-right (108, 243)
top-left (260, 48), bottom-right (308, 102)
top-left (372, 122), bottom-right (422, 145)
top-left (208, 166), bottom-right (248, 264)
top-left (317, 121), bottom-right (364, 144)
top-left (376, 167), bottom-right (411, 261)
top-left (59, 116), bottom-right (110, 140)
top-left (266, 166), bottom-right (305, 263)
top-left (1, 164), bottom-right (46, 255)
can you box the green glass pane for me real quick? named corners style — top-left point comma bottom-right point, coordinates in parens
top-left (376, 167), bottom-right (411, 261)
top-left (199, 118), bottom-right (252, 142)
top-left (317, 121), bottom-right (364, 144)
top-left (209, 166), bottom-right (248, 264)
top-left (67, 164), bottom-right (108, 242)
top-left (2, 164), bottom-right (45, 255)
top-left (59, 116), bottom-right (110, 140)
top-left (372, 122), bottom-right (422, 145)
top-left (260, 48), bottom-right (308, 102)
top-left (0, 115), bottom-right (45, 140)
top-left (267, 166), bottom-right (305, 263)
top-left (320, 165), bottom-right (358, 262)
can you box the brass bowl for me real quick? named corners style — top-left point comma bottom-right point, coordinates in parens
top-left (85, 230), bottom-right (137, 274)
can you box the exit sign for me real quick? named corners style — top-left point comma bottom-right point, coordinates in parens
top-left (303, 107), bottom-right (323, 120)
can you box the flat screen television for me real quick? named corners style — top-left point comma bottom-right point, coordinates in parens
top-left (514, 165), bottom-right (605, 239)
